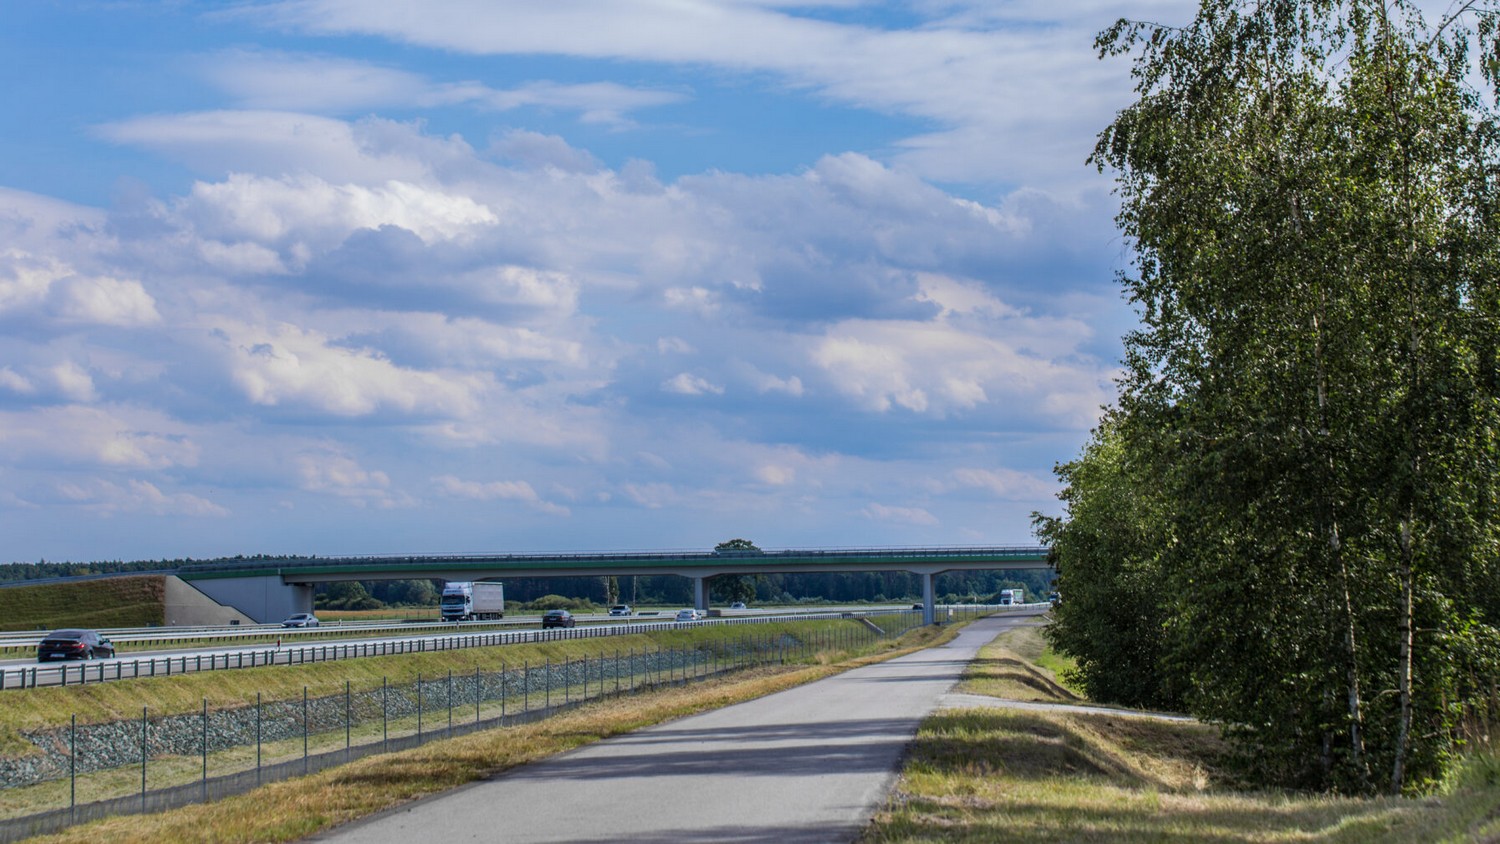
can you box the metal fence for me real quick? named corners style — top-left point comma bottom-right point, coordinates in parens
top-left (0, 609), bottom-right (877, 691)
top-left (0, 608), bottom-right (968, 842)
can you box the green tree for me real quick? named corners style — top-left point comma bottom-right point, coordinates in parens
top-left (1070, 0), bottom-right (1500, 793)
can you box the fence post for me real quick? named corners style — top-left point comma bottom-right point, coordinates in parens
top-left (546, 658), bottom-right (552, 710)
top-left (302, 686), bottom-right (309, 775)
top-left (447, 669), bottom-right (453, 737)
top-left (382, 677), bottom-right (388, 751)
top-left (256, 692), bottom-right (262, 786)
top-left (201, 698), bottom-right (208, 802)
top-left (501, 662), bottom-right (507, 720)
top-left (346, 680), bottom-right (352, 758)
top-left (69, 713), bottom-right (76, 823)
top-left (417, 673), bottom-right (423, 741)
top-left (140, 706), bottom-right (147, 815)
top-left (615, 649), bottom-right (621, 695)
top-left (475, 666), bottom-right (481, 724)
top-left (524, 660), bottom-right (529, 713)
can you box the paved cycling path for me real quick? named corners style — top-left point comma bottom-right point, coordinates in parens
top-left (308, 611), bottom-right (1042, 844)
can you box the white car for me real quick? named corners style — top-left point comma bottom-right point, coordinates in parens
top-left (281, 613), bottom-right (319, 628)
top-left (608, 604), bottom-right (633, 617)
top-left (675, 608), bottom-right (701, 621)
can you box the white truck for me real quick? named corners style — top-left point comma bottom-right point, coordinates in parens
top-left (440, 581), bottom-right (505, 621)
top-left (1000, 589), bottom-right (1025, 606)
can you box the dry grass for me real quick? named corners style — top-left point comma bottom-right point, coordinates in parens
top-left (955, 625), bottom-right (1082, 704)
top-left (864, 624), bottom-right (1500, 843)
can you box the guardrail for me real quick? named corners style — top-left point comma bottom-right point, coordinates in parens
top-left (1, 607), bottom-right (1015, 691)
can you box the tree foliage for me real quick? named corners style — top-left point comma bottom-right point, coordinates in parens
top-left (1043, 0), bottom-right (1500, 793)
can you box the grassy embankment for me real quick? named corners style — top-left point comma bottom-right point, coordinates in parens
top-left (862, 624), bottom-right (1500, 843)
top-left (11, 617), bottom-right (965, 843)
top-left (0, 578), bottom-right (165, 632)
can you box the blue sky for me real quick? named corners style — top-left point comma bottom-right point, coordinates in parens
top-left (0, 0), bottom-right (1191, 562)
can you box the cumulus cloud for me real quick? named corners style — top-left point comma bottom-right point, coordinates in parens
top-left (0, 251), bottom-right (160, 328)
top-left (433, 474), bottom-right (570, 515)
top-left (295, 451), bottom-right (412, 508)
top-left (215, 320), bottom-right (486, 418)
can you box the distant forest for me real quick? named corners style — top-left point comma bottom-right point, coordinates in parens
top-left (0, 557), bottom-right (1054, 608)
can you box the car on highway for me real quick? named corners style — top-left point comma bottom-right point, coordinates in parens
top-left (281, 613), bottom-right (320, 628)
top-left (542, 609), bottom-right (576, 628)
top-left (608, 604), bottom-right (633, 617)
top-left (37, 629), bottom-right (114, 662)
top-left (675, 608), bottom-right (702, 621)
top-left (729, 601), bottom-right (747, 610)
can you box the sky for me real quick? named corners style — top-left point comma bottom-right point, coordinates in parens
top-left (0, 0), bottom-right (1194, 563)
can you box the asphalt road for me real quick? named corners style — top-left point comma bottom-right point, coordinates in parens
top-left (308, 610), bottom-right (1044, 844)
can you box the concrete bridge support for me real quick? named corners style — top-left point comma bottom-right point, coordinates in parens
top-left (178, 575), bottom-right (313, 624)
top-left (692, 576), bottom-right (709, 612)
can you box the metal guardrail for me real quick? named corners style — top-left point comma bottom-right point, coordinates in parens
top-left (1, 607), bottom-right (989, 691)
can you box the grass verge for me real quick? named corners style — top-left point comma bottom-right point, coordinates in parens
top-left (863, 624), bottom-right (1500, 843)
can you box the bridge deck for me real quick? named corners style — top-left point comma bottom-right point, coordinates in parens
top-left (177, 546), bottom-right (1052, 583)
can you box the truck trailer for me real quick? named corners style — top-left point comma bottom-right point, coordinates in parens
top-left (1000, 589), bottom-right (1025, 606)
top-left (440, 581), bottom-right (505, 621)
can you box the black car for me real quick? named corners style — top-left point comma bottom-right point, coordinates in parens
top-left (37, 629), bottom-right (115, 662)
top-left (541, 609), bottom-right (576, 628)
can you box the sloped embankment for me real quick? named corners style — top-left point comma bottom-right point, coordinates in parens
top-left (0, 576), bottom-right (165, 632)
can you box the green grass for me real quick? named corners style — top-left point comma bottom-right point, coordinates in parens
top-left (864, 625), bottom-right (1500, 843)
top-left (0, 577), bottom-right (165, 632)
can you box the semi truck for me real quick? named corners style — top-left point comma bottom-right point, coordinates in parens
top-left (1000, 588), bottom-right (1025, 606)
top-left (440, 581), bottom-right (505, 621)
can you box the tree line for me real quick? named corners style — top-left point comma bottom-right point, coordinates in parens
top-left (1038, 0), bottom-right (1500, 794)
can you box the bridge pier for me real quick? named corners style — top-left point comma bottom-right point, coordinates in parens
top-left (179, 575), bottom-right (313, 624)
top-left (922, 572), bottom-right (935, 625)
top-left (692, 576), bottom-right (708, 612)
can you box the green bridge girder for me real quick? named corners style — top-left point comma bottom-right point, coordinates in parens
top-left (175, 545), bottom-right (1052, 584)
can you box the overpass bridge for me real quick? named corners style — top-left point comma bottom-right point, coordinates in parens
top-left (176, 545), bottom-right (1052, 625)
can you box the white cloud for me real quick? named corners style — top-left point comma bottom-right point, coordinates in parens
top-left (100, 111), bottom-right (477, 185)
top-left (202, 49), bottom-right (684, 126)
top-left (0, 406), bottom-right (201, 471)
top-left (433, 474), bottom-right (570, 515)
top-left (755, 464), bottom-right (796, 485)
top-left (813, 316), bottom-right (1109, 424)
top-left (181, 173), bottom-right (497, 249)
top-left (251, 0), bottom-right (1189, 188)
top-left (216, 320), bottom-right (486, 418)
top-left (295, 451), bottom-right (411, 509)
top-left (0, 250), bottom-right (160, 327)
top-left (948, 467), bottom-right (1057, 501)
top-left (862, 502), bottom-right (938, 526)
top-left (55, 478), bottom-right (228, 517)
top-left (661, 372), bottom-right (724, 396)
top-left (0, 367), bottom-right (34, 394)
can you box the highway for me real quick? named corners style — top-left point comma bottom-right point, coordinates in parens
top-left (307, 609), bottom-right (1046, 843)
top-left (0, 605), bottom-right (961, 690)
